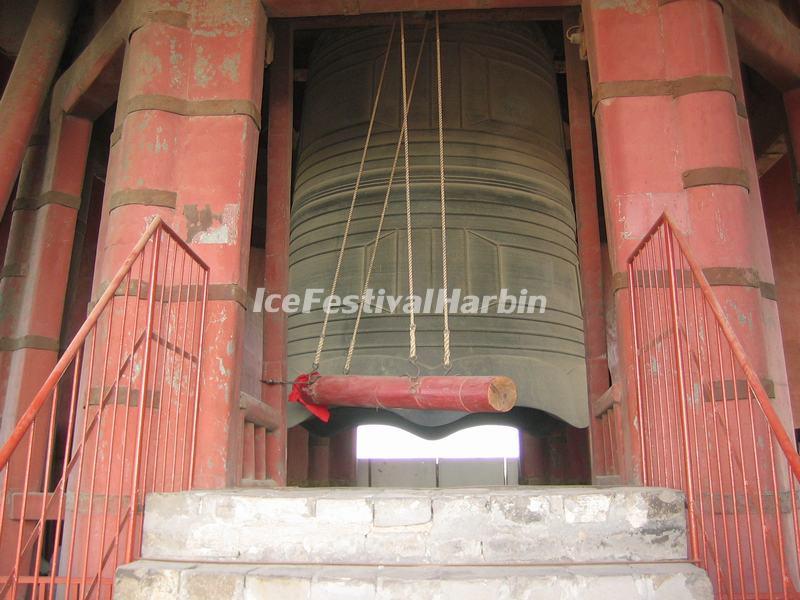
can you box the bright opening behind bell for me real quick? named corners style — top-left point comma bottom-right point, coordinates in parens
top-left (356, 424), bottom-right (520, 459)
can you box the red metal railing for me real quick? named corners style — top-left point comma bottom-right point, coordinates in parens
top-left (0, 216), bottom-right (208, 598)
top-left (628, 213), bottom-right (800, 599)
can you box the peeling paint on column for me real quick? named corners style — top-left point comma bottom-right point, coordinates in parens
top-left (217, 357), bottom-right (230, 377)
top-left (221, 54), bottom-right (240, 82)
top-left (726, 299), bottom-right (753, 329)
top-left (596, 0), bottom-right (648, 14)
top-left (138, 51), bottom-right (163, 84)
top-left (193, 46), bottom-right (213, 87)
top-left (169, 38), bottom-right (184, 89)
top-left (183, 204), bottom-right (239, 245)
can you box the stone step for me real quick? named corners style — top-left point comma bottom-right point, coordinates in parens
top-left (141, 486), bottom-right (688, 565)
top-left (115, 560), bottom-right (713, 599)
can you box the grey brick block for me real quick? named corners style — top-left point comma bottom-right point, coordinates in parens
top-left (114, 562), bottom-right (713, 600)
top-left (141, 487), bottom-right (687, 565)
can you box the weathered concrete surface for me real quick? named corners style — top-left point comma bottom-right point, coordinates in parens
top-left (115, 561), bottom-right (713, 600)
top-left (141, 487), bottom-right (687, 565)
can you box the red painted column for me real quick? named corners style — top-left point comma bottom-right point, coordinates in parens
top-left (287, 425), bottom-right (309, 485)
top-left (563, 13), bottom-right (610, 480)
top-left (329, 427), bottom-right (357, 486)
top-left (583, 0), bottom-right (794, 482)
top-left (0, 113), bottom-right (91, 572)
top-left (760, 156), bottom-right (800, 428)
top-left (263, 22), bottom-right (293, 486)
top-left (93, 0), bottom-right (266, 488)
top-left (0, 0), bottom-right (77, 214)
top-left (779, 89), bottom-right (800, 426)
top-left (519, 431), bottom-right (548, 485)
top-left (0, 114), bottom-right (92, 439)
top-left (308, 434), bottom-right (330, 486)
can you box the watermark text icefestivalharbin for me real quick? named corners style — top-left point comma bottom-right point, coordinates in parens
top-left (252, 288), bottom-right (547, 315)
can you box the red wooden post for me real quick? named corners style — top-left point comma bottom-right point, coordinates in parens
top-left (519, 431), bottom-right (548, 485)
top-left (0, 115), bottom-right (92, 426)
top-left (760, 156), bottom-right (800, 427)
top-left (0, 0), bottom-right (77, 213)
top-left (287, 425), bottom-right (310, 486)
top-left (0, 113), bottom-right (91, 575)
top-left (329, 427), bottom-right (357, 486)
top-left (308, 434), bottom-right (330, 487)
top-left (263, 22), bottom-right (294, 486)
top-left (91, 1), bottom-right (266, 492)
top-left (582, 0), bottom-right (794, 476)
top-left (563, 12), bottom-right (610, 481)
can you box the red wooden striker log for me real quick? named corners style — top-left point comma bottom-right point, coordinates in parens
top-left (304, 375), bottom-right (517, 413)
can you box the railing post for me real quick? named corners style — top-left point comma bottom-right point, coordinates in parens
top-left (188, 269), bottom-right (209, 488)
top-left (663, 226), bottom-right (700, 561)
top-left (124, 227), bottom-right (162, 563)
top-left (628, 261), bottom-right (648, 486)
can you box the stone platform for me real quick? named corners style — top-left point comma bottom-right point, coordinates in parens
top-left (115, 487), bottom-right (712, 599)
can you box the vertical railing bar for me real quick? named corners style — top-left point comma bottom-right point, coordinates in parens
top-left (636, 257), bottom-right (661, 485)
top-left (11, 422), bottom-right (37, 597)
top-left (113, 251), bottom-right (148, 573)
top-left (711, 307), bottom-right (737, 597)
top-left (728, 344), bottom-right (760, 597)
top-left (0, 442), bottom-right (10, 578)
top-left (640, 249), bottom-right (659, 486)
top-left (606, 404), bottom-right (619, 473)
top-left (665, 228), bottom-right (687, 491)
top-left (788, 458), bottom-right (800, 589)
top-left (169, 249), bottom-right (191, 492)
top-left (628, 256), bottom-right (648, 484)
top-left (178, 260), bottom-right (199, 488)
top-left (677, 250), bottom-right (711, 579)
top-left (47, 346), bottom-right (83, 600)
top-left (766, 430), bottom-right (790, 595)
top-left (660, 228), bottom-right (682, 488)
top-left (643, 244), bottom-right (665, 486)
top-left (124, 228), bottom-right (162, 563)
top-left (653, 230), bottom-right (679, 488)
top-left (152, 236), bottom-right (179, 491)
top-left (720, 335), bottom-right (747, 596)
top-left (32, 387), bottom-right (60, 592)
top-left (698, 298), bottom-right (726, 594)
top-left (663, 226), bottom-right (699, 560)
top-left (157, 240), bottom-right (184, 492)
top-left (188, 266), bottom-right (209, 487)
top-left (634, 253), bottom-right (655, 482)
top-left (740, 328), bottom-right (774, 597)
top-left (602, 414), bottom-right (612, 475)
top-left (183, 262), bottom-right (203, 487)
top-left (95, 289), bottom-right (130, 585)
top-left (65, 281), bottom-right (103, 596)
top-left (141, 235), bottom-right (173, 500)
top-left (644, 237), bottom-right (668, 485)
top-left (675, 251), bottom-right (695, 484)
top-left (153, 236), bottom-right (180, 491)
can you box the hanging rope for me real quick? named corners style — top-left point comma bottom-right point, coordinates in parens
top-left (311, 20), bottom-right (396, 371)
top-left (400, 13), bottom-right (417, 361)
top-left (344, 21), bottom-right (430, 374)
top-left (434, 11), bottom-right (451, 368)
